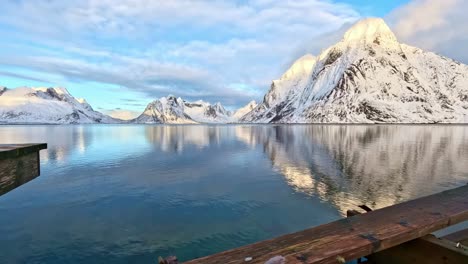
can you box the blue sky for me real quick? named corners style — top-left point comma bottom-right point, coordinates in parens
top-left (0, 0), bottom-right (466, 119)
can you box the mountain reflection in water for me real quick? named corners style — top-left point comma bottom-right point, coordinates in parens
top-left (0, 124), bottom-right (467, 263)
top-left (143, 125), bottom-right (468, 214)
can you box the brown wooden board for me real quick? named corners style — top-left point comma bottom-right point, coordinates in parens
top-left (0, 144), bottom-right (47, 160)
top-left (184, 184), bottom-right (468, 264)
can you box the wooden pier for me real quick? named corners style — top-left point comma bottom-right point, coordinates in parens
top-left (0, 143), bottom-right (47, 196)
top-left (182, 184), bottom-right (468, 264)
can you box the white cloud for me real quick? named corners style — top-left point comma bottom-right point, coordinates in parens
top-left (0, 0), bottom-right (361, 108)
top-left (0, 1), bottom-right (359, 37)
top-left (388, 0), bottom-right (468, 63)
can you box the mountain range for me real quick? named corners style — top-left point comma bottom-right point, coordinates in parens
top-left (133, 95), bottom-right (243, 124)
top-left (1, 18), bottom-right (468, 124)
top-left (0, 86), bottom-right (117, 124)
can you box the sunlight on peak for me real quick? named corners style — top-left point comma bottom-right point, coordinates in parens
top-left (281, 54), bottom-right (317, 80)
top-left (32, 86), bottom-right (71, 95)
top-left (343, 17), bottom-right (397, 44)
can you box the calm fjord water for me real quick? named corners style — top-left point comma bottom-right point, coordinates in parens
top-left (1, 125), bottom-right (468, 263)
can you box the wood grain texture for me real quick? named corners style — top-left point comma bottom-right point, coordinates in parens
top-left (184, 184), bottom-right (468, 264)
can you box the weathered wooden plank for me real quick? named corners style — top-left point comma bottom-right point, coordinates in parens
top-left (184, 184), bottom-right (468, 264)
top-left (367, 234), bottom-right (468, 264)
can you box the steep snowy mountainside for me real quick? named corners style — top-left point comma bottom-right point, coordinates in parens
top-left (133, 96), bottom-right (233, 124)
top-left (264, 54), bottom-right (316, 108)
top-left (133, 95), bottom-right (195, 124)
top-left (231, 101), bottom-right (257, 121)
top-left (76, 98), bottom-right (94, 111)
top-left (184, 100), bottom-right (231, 123)
top-left (241, 18), bottom-right (468, 123)
top-left (0, 86), bottom-right (118, 124)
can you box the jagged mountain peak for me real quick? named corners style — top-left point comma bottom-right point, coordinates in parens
top-left (134, 95), bottom-right (233, 124)
top-left (213, 102), bottom-right (227, 111)
top-left (241, 17), bottom-right (468, 124)
top-left (32, 86), bottom-right (72, 96)
top-left (342, 18), bottom-right (397, 45)
top-left (280, 54), bottom-right (316, 80)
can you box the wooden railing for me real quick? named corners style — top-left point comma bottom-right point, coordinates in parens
top-left (182, 184), bottom-right (468, 264)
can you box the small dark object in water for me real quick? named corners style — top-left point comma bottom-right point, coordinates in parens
top-left (158, 256), bottom-right (178, 264)
top-left (358, 205), bottom-right (373, 212)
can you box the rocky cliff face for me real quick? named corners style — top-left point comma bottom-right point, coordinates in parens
top-left (242, 18), bottom-right (468, 123)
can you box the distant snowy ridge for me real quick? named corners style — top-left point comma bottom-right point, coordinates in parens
top-left (133, 95), bottom-right (196, 124)
top-left (0, 86), bottom-right (256, 125)
top-left (0, 86), bottom-right (118, 124)
top-left (231, 100), bottom-right (257, 121)
top-left (242, 18), bottom-right (468, 123)
top-left (133, 95), bottom-right (254, 124)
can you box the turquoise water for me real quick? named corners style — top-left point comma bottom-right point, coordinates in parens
top-left (0, 125), bottom-right (467, 263)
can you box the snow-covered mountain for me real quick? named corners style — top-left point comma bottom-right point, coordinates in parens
top-left (133, 95), bottom-right (234, 124)
top-left (0, 86), bottom-right (118, 124)
top-left (242, 18), bottom-right (468, 123)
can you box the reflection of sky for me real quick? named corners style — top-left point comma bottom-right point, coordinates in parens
top-left (1, 124), bottom-right (468, 263)
top-left (0, 125), bottom-right (152, 167)
top-left (0, 124), bottom-right (341, 263)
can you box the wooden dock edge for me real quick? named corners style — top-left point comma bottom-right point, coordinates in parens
top-left (183, 184), bottom-right (468, 264)
top-left (0, 143), bottom-right (48, 196)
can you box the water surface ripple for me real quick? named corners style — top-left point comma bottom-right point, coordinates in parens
top-left (0, 125), bottom-right (467, 263)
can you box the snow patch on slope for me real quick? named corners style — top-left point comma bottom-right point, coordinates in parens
top-left (343, 18), bottom-right (397, 45)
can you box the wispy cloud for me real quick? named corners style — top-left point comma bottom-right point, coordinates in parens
top-left (0, 70), bottom-right (51, 83)
top-left (388, 0), bottom-right (468, 63)
top-left (0, 0), bottom-right (360, 108)
top-left (3, 0), bottom-right (466, 111)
